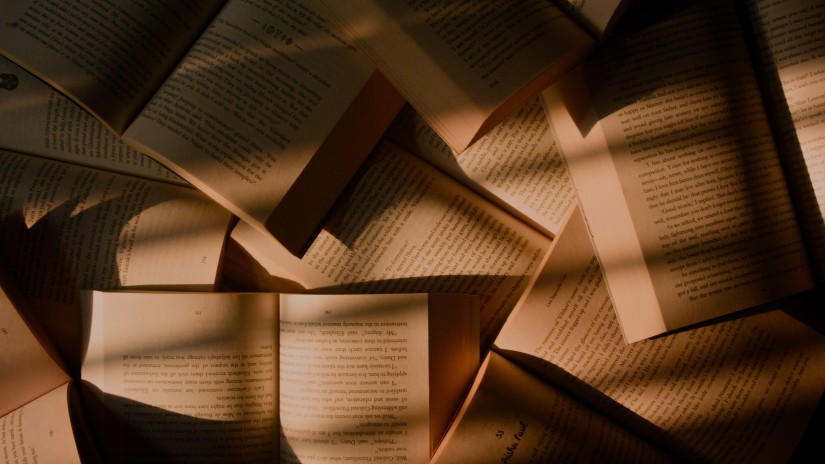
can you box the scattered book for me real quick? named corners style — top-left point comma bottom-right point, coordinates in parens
top-left (0, 0), bottom-right (404, 256)
top-left (318, 0), bottom-right (631, 153)
top-left (435, 206), bottom-right (825, 463)
top-left (543, 0), bottom-right (825, 342)
top-left (80, 290), bottom-right (479, 463)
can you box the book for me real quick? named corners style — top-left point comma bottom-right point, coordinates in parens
top-left (0, 263), bottom-right (98, 464)
top-left (0, 0), bottom-right (405, 256)
top-left (224, 140), bottom-right (552, 348)
top-left (542, 0), bottom-right (825, 342)
top-left (0, 149), bottom-right (233, 371)
top-left (80, 290), bottom-right (479, 463)
top-left (433, 206), bottom-right (825, 463)
top-left (386, 98), bottom-right (577, 238)
top-left (2, 257), bottom-right (477, 463)
top-left (317, 0), bottom-right (630, 153)
top-left (431, 351), bottom-right (677, 463)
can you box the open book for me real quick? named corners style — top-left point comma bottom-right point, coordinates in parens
top-left (225, 139), bottom-right (552, 348)
top-left (433, 207), bottom-right (825, 463)
top-left (79, 290), bottom-right (479, 463)
top-left (0, 149), bottom-right (232, 371)
top-left (0, 0), bottom-right (404, 255)
top-left (543, 0), bottom-right (825, 341)
top-left (318, 0), bottom-right (630, 153)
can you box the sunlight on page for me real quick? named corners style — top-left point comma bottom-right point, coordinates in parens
top-left (731, 0), bottom-right (825, 280)
top-left (118, 0), bottom-right (401, 257)
top-left (543, 2), bottom-right (815, 341)
top-left (782, 58), bottom-right (825, 129)
top-left (319, 0), bottom-right (595, 152)
top-left (6, 153), bottom-right (230, 291)
top-left (111, 197), bottom-right (231, 289)
top-left (387, 98), bottom-right (576, 238)
top-left (0, 150), bottom-right (231, 371)
top-left (495, 208), bottom-right (825, 462)
top-left (82, 292), bottom-right (279, 463)
top-left (772, 55), bottom-right (825, 274)
top-left (80, 291), bottom-right (469, 463)
top-left (278, 294), bottom-right (431, 464)
top-left (329, 1), bottom-right (480, 135)
top-left (0, 0), bottom-right (226, 134)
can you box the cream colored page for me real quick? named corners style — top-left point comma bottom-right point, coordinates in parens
top-left (231, 141), bottom-right (550, 348)
top-left (0, 56), bottom-right (184, 184)
top-left (545, 3), bottom-right (813, 340)
top-left (279, 293), bottom-right (430, 464)
top-left (746, 0), bottom-right (825, 279)
top-left (388, 99), bottom-right (575, 237)
top-left (0, 0), bottom-right (225, 133)
top-left (82, 291), bottom-right (278, 463)
top-left (322, 0), bottom-right (593, 152)
top-left (0, 279), bottom-right (68, 417)
top-left (554, 0), bottom-right (629, 37)
top-left (495, 209), bottom-right (825, 463)
top-left (0, 384), bottom-right (81, 464)
top-left (432, 352), bottom-right (675, 464)
top-left (0, 151), bottom-right (232, 365)
top-left (544, 71), bottom-right (664, 343)
top-left (124, 0), bottom-right (373, 233)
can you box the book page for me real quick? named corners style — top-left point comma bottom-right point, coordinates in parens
top-left (0, 151), bottom-right (232, 369)
top-left (431, 352), bottom-right (676, 463)
top-left (320, 0), bottom-right (594, 152)
top-left (229, 141), bottom-right (551, 348)
top-left (387, 98), bottom-right (576, 237)
top-left (0, 0), bottom-right (225, 133)
top-left (82, 291), bottom-right (279, 463)
top-left (553, 0), bottom-right (631, 38)
top-left (0, 384), bottom-right (82, 464)
top-left (495, 207), bottom-right (825, 463)
top-left (745, 0), bottom-right (825, 280)
top-left (0, 265), bottom-right (69, 417)
top-left (544, 2), bottom-right (814, 341)
top-left (278, 293), bottom-right (432, 463)
top-left (0, 56), bottom-right (184, 184)
top-left (124, 0), bottom-right (398, 255)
